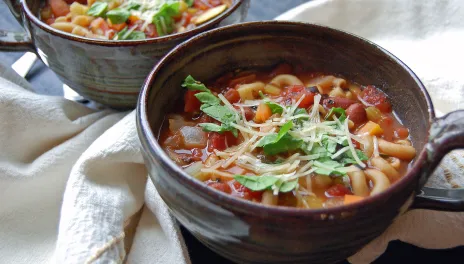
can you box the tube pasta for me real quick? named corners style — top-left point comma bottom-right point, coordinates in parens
top-left (347, 166), bottom-right (369, 197)
top-left (71, 15), bottom-right (93, 27)
top-left (50, 22), bottom-right (77, 33)
top-left (332, 78), bottom-right (347, 88)
top-left (361, 135), bottom-right (374, 158)
top-left (378, 139), bottom-right (416, 160)
top-left (387, 157), bottom-right (401, 170)
top-left (370, 157), bottom-right (400, 182)
top-left (329, 87), bottom-right (345, 98)
top-left (237, 82), bottom-right (265, 100)
top-left (270, 74), bottom-right (303, 88)
top-left (395, 139), bottom-right (412, 146)
top-left (261, 190), bottom-right (278, 206)
top-left (364, 169), bottom-right (391, 196)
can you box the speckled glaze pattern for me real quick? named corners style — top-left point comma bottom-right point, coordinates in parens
top-left (137, 22), bottom-right (464, 264)
top-left (1, 0), bottom-right (250, 109)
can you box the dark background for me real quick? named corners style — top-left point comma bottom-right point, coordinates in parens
top-left (1, 0), bottom-right (463, 263)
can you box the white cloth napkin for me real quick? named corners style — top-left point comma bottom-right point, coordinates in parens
top-left (1, 0), bottom-right (464, 263)
top-left (276, 0), bottom-right (464, 262)
top-left (0, 63), bottom-right (190, 264)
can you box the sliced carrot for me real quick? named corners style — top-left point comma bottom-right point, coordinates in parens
top-left (255, 103), bottom-right (272, 123)
top-left (128, 15), bottom-right (140, 24)
top-left (107, 19), bottom-right (127, 31)
top-left (357, 121), bottom-right (384, 136)
top-left (344, 194), bottom-right (364, 205)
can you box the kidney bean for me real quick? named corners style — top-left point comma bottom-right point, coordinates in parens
top-left (346, 103), bottom-right (367, 125)
top-left (323, 97), bottom-right (356, 109)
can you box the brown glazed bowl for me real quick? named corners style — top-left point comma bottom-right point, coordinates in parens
top-left (1, 0), bottom-right (249, 109)
top-left (137, 21), bottom-right (464, 264)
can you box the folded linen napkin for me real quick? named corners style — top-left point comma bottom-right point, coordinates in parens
top-left (1, 1), bottom-right (463, 264)
top-left (276, 0), bottom-right (464, 262)
top-left (0, 63), bottom-right (189, 264)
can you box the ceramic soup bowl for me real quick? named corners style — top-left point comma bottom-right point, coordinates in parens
top-left (1, 0), bottom-right (250, 109)
top-left (137, 21), bottom-right (464, 264)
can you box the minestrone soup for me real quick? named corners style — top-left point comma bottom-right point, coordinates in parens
top-left (159, 64), bottom-right (416, 208)
top-left (40, 0), bottom-right (231, 40)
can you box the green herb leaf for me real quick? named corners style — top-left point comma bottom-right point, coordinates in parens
top-left (199, 123), bottom-right (238, 137)
top-left (201, 105), bottom-right (236, 124)
top-left (322, 136), bottom-right (338, 154)
top-left (87, 2), bottom-right (108, 17)
top-left (234, 175), bottom-right (279, 191)
top-left (279, 180), bottom-right (298, 192)
top-left (314, 158), bottom-right (346, 176)
top-left (184, 0), bottom-right (194, 7)
top-left (182, 75), bottom-right (211, 93)
top-left (114, 27), bottom-right (146, 40)
top-left (294, 108), bottom-right (308, 119)
top-left (106, 8), bottom-right (130, 24)
top-left (152, 2), bottom-right (180, 36)
top-left (325, 107), bottom-right (346, 122)
top-left (257, 121), bottom-right (293, 147)
top-left (262, 133), bottom-right (303, 155)
top-left (126, 2), bottom-right (141, 10)
top-left (195, 92), bottom-right (221, 105)
top-left (339, 149), bottom-right (368, 165)
top-left (265, 101), bottom-right (284, 114)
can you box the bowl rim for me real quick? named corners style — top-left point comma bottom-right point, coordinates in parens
top-left (137, 20), bottom-right (435, 216)
top-left (22, 0), bottom-right (245, 46)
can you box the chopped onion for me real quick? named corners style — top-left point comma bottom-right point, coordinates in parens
top-left (180, 126), bottom-right (207, 148)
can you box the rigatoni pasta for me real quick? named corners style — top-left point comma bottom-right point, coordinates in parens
top-left (159, 63), bottom-right (417, 209)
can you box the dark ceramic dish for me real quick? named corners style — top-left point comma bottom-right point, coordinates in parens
top-left (137, 21), bottom-right (464, 264)
top-left (1, 0), bottom-right (250, 109)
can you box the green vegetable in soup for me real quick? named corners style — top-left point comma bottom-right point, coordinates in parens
top-left (182, 75), bottom-right (211, 93)
top-left (87, 2), bottom-right (108, 17)
top-left (234, 175), bottom-right (279, 191)
top-left (184, 0), bottom-right (194, 7)
top-left (106, 8), bottom-right (130, 24)
top-left (325, 107), bottom-right (346, 122)
top-left (114, 27), bottom-right (146, 40)
top-left (152, 2), bottom-right (180, 36)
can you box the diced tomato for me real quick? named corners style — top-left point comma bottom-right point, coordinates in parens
top-left (351, 139), bottom-right (361, 149)
top-left (209, 0), bottom-right (223, 6)
top-left (128, 15), bottom-right (139, 24)
top-left (269, 63), bottom-right (292, 77)
top-left (182, 13), bottom-right (192, 27)
top-left (394, 127), bottom-right (409, 139)
top-left (208, 182), bottom-right (232, 194)
top-left (194, 0), bottom-right (210, 10)
top-left (197, 113), bottom-right (213, 123)
top-left (208, 132), bottom-right (227, 151)
top-left (207, 132), bottom-right (237, 152)
top-left (223, 89), bottom-right (241, 104)
top-left (232, 181), bottom-right (264, 201)
top-left (90, 17), bottom-right (110, 34)
top-left (184, 90), bottom-right (201, 112)
top-left (326, 184), bottom-right (352, 197)
top-left (323, 97), bottom-right (356, 110)
top-left (49, 0), bottom-right (70, 17)
top-left (361, 85), bottom-right (392, 113)
top-left (284, 85), bottom-right (316, 108)
top-left (144, 24), bottom-right (158, 38)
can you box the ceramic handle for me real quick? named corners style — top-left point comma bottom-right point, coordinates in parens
top-left (412, 110), bottom-right (464, 211)
top-left (0, 0), bottom-right (34, 52)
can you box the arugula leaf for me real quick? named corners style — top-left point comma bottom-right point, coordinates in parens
top-left (87, 2), bottom-right (108, 17)
top-left (113, 27), bottom-right (146, 40)
top-left (182, 75), bottom-right (211, 93)
top-left (314, 158), bottom-right (346, 176)
top-left (257, 121), bottom-right (293, 147)
top-left (126, 2), bottom-right (141, 10)
top-left (294, 108), bottom-right (308, 119)
top-left (262, 134), bottom-right (303, 155)
top-left (152, 2), bottom-right (180, 36)
top-left (106, 8), bottom-right (130, 24)
top-left (201, 105), bottom-right (236, 124)
top-left (321, 136), bottom-right (337, 154)
top-left (265, 101), bottom-right (284, 114)
top-left (338, 149), bottom-right (368, 165)
top-left (234, 175), bottom-right (279, 191)
top-left (279, 180), bottom-right (298, 192)
top-left (199, 123), bottom-right (238, 137)
top-left (325, 107), bottom-right (347, 122)
top-left (184, 0), bottom-right (194, 7)
top-left (195, 92), bottom-right (221, 105)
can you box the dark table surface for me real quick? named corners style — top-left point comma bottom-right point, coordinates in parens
top-left (1, 0), bottom-right (462, 263)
